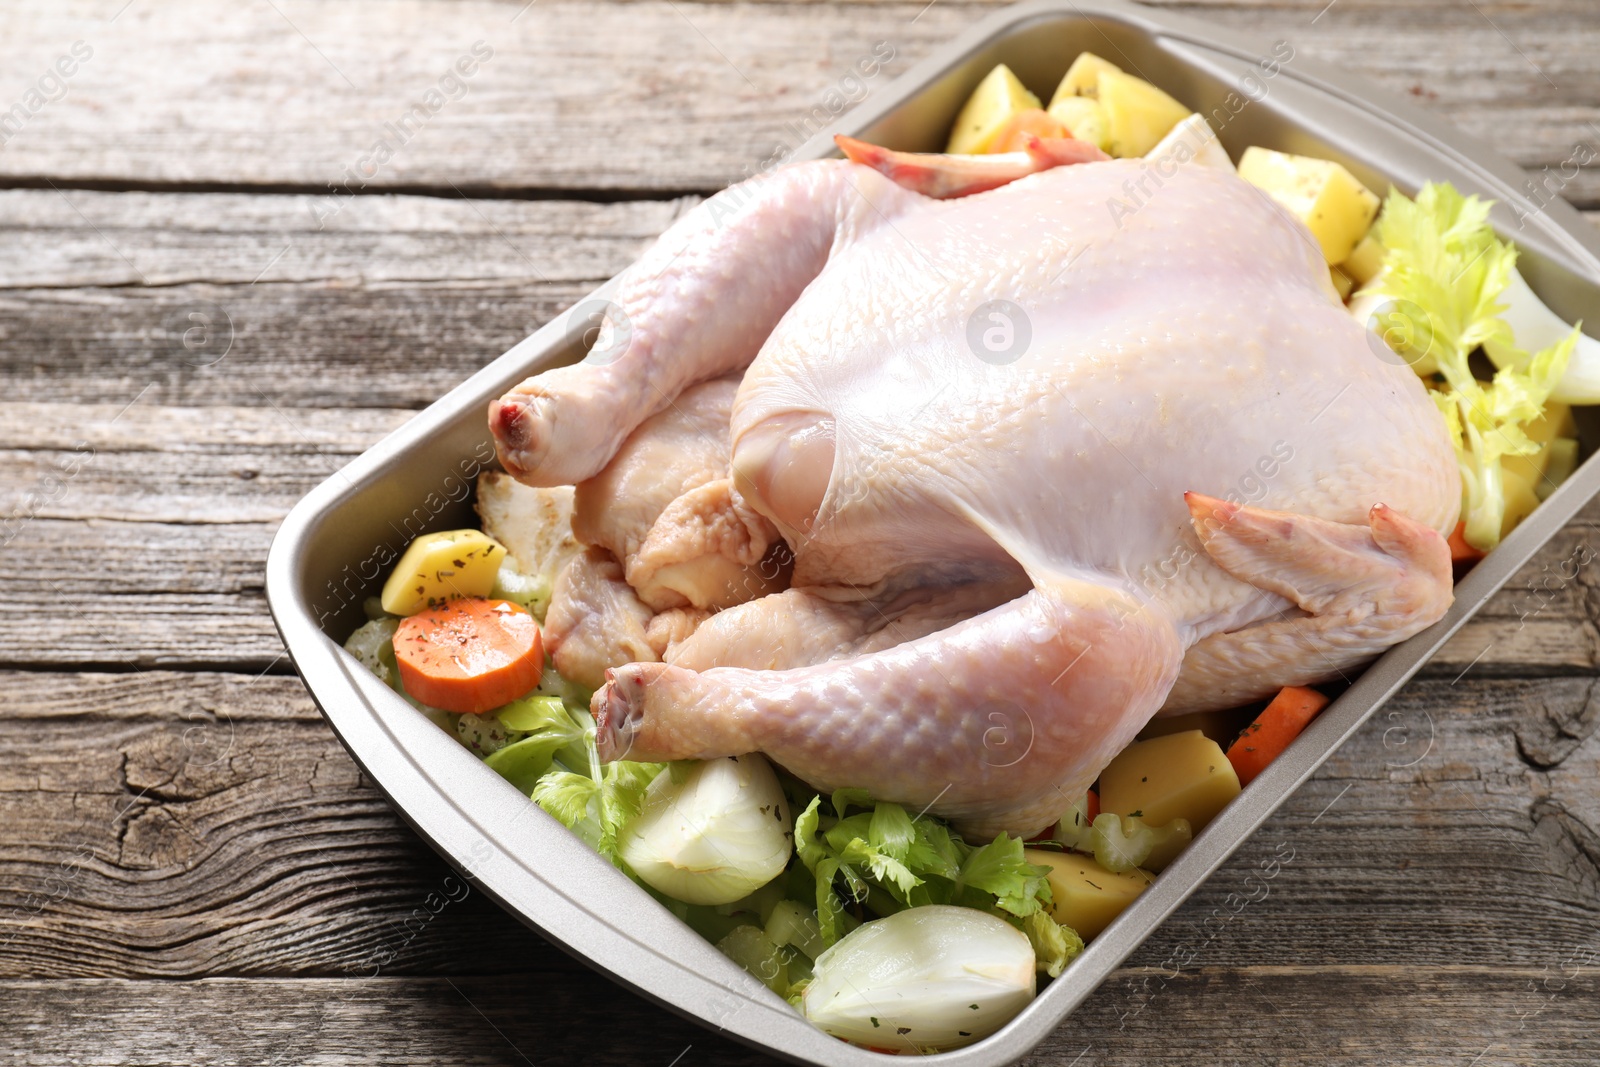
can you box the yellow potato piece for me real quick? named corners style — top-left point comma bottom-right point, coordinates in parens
top-left (1538, 438), bottom-right (1580, 501)
top-left (1339, 234), bottom-right (1385, 288)
top-left (1529, 402), bottom-right (1576, 447)
top-left (1025, 849), bottom-right (1150, 940)
top-left (1237, 147), bottom-right (1380, 264)
top-left (1500, 457), bottom-right (1543, 539)
top-left (380, 529), bottom-right (508, 616)
top-left (1096, 69), bottom-right (1191, 158)
top-left (1049, 51), bottom-right (1122, 105)
top-left (1099, 729), bottom-right (1241, 832)
top-left (1046, 95), bottom-right (1110, 152)
top-left (946, 63), bottom-right (1041, 155)
top-left (1500, 404), bottom-right (1574, 533)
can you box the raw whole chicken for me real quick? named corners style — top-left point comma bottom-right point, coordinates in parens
top-left (490, 137), bottom-right (1459, 838)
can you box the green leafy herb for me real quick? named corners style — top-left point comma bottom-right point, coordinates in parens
top-left (1021, 910), bottom-right (1084, 978)
top-left (794, 792), bottom-right (1054, 945)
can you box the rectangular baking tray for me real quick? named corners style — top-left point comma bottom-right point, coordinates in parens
top-left (264, 1), bottom-right (1600, 1063)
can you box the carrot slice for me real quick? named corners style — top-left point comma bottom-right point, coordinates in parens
top-left (394, 598), bottom-right (544, 714)
top-left (990, 108), bottom-right (1068, 153)
top-left (1225, 686), bottom-right (1331, 786)
top-left (1085, 788), bottom-right (1100, 823)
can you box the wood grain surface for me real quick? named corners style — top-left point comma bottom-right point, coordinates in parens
top-left (1, 0), bottom-right (1597, 1064)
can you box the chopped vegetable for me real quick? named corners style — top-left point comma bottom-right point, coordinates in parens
top-left (802, 905), bottom-right (1036, 1051)
top-left (343, 616), bottom-right (401, 688)
top-left (1099, 729), bottom-right (1241, 832)
top-left (1085, 812), bottom-right (1193, 873)
top-left (456, 706), bottom-right (524, 756)
top-left (1340, 233), bottom-right (1385, 287)
top-left (1146, 114), bottom-right (1234, 173)
top-left (945, 64), bottom-right (1040, 154)
top-left (1224, 685), bottom-right (1331, 786)
top-left (1021, 909), bottom-right (1084, 978)
top-left (1539, 437), bottom-right (1580, 500)
top-left (482, 695), bottom-right (588, 792)
top-left (1024, 849), bottom-right (1148, 940)
top-left (1237, 147), bottom-right (1380, 264)
top-left (1046, 95), bottom-right (1109, 152)
top-left (489, 556), bottom-right (554, 621)
top-left (380, 529), bottom-right (507, 615)
top-left (793, 790), bottom-right (1053, 945)
top-left (1360, 182), bottom-right (1579, 551)
top-left (1499, 451), bottom-right (1544, 539)
top-left (766, 899), bottom-right (827, 962)
top-left (716, 924), bottom-right (791, 995)
top-left (1096, 67), bottom-right (1191, 158)
top-left (533, 757), bottom-right (666, 863)
top-left (1049, 51), bottom-right (1122, 103)
top-left (989, 108), bottom-right (1068, 153)
top-left (1051, 791), bottom-right (1097, 848)
top-left (393, 597), bottom-right (544, 714)
top-left (618, 755), bottom-right (794, 906)
top-left (1483, 267), bottom-right (1600, 404)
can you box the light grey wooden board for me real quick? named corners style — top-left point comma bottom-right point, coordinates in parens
top-left (0, 1), bottom-right (1596, 201)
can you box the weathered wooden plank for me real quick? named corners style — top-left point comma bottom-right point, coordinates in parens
top-left (0, 189), bottom-right (686, 288)
top-left (0, 283), bottom-right (585, 410)
top-left (0, 671), bottom-right (1594, 981)
top-left (0, 194), bottom-right (1594, 412)
top-left (1, 967), bottom-right (1596, 1066)
top-left (0, 2), bottom-right (1596, 201)
top-left (0, 190), bottom-right (683, 409)
top-left (0, 404), bottom-right (412, 524)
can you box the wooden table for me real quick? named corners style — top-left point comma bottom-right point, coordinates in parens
top-left (2, 1), bottom-right (1597, 1063)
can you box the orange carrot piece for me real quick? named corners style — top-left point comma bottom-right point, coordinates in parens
top-left (1085, 788), bottom-right (1100, 823)
top-left (990, 108), bottom-right (1068, 153)
top-left (395, 598), bottom-right (544, 714)
top-left (1225, 686), bottom-right (1331, 786)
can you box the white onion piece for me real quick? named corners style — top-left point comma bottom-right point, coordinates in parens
top-left (1146, 114), bottom-right (1235, 173)
top-left (802, 905), bottom-right (1036, 1051)
top-left (1483, 267), bottom-right (1600, 404)
top-left (617, 755), bottom-right (791, 906)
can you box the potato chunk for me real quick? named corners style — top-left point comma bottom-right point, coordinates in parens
top-left (1046, 96), bottom-right (1110, 152)
top-left (1237, 147), bottom-right (1380, 264)
top-left (1339, 233), bottom-right (1385, 287)
top-left (1096, 68), bottom-right (1191, 158)
top-left (1025, 849), bottom-right (1149, 940)
top-left (1099, 729), bottom-right (1241, 832)
top-left (380, 529), bottom-right (507, 616)
top-left (1048, 51), bottom-right (1122, 104)
top-left (946, 64), bottom-right (1041, 154)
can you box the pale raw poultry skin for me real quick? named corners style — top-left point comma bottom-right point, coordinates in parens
top-left (491, 152), bottom-right (1460, 838)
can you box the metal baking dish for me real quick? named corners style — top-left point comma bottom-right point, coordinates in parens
top-left (265, 1), bottom-right (1600, 1063)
